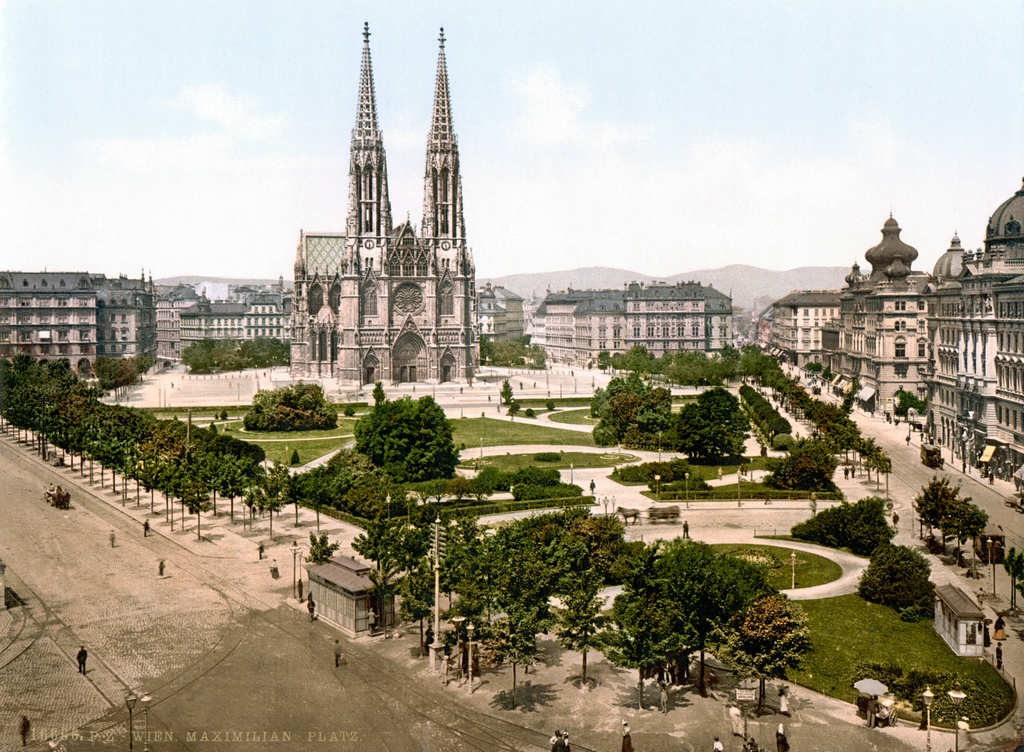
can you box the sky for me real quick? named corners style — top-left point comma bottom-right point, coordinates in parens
top-left (1, 1), bottom-right (1022, 282)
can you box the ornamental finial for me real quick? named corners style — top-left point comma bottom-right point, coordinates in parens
top-left (439, 27), bottom-right (445, 47)
top-left (363, 22), bottom-right (370, 44)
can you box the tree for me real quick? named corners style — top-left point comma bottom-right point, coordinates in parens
top-left (176, 454), bottom-right (212, 541)
top-left (244, 383), bottom-right (337, 432)
top-left (354, 395), bottom-right (458, 482)
top-left (939, 498), bottom-right (988, 566)
top-left (790, 496), bottom-right (893, 555)
top-left (915, 476), bottom-right (958, 538)
top-left (500, 379), bottom-right (514, 406)
top-left (262, 464), bottom-right (293, 540)
top-left (764, 438), bottom-right (838, 492)
top-left (674, 387), bottom-right (749, 463)
top-left (717, 595), bottom-right (810, 712)
top-left (306, 531), bottom-right (341, 564)
top-left (490, 606), bottom-right (542, 709)
top-left (658, 539), bottom-right (772, 695)
top-left (1004, 547), bottom-right (1024, 611)
top-left (858, 544), bottom-right (935, 621)
top-left (601, 543), bottom-right (667, 709)
top-left (555, 564), bottom-right (605, 685)
top-left (352, 508), bottom-right (403, 638)
top-left (592, 373), bottom-right (673, 449)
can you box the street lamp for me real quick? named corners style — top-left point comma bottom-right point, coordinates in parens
top-left (922, 686), bottom-right (933, 752)
top-left (654, 474), bottom-right (661, 499)
top-left (450, 616), bottom-right (466, 685)
top-left (790, 550), bottom-right (796, 590)
top-left (290, 541), bottom-right (300, 600)
top-left (569, 463), bottom-right (574, 486)
top-left (948, 681), bottom-right (966, 752)
top-left (603, 496), bottom-right (610, 517)
top-left (125, 692), bottom-right (138, 752)
top-left (987, 537), bottom-right (997, 595)
top-left (140, 695), bottom-right (151, 752)
top-left (467, 622), bottom-right (475, 694)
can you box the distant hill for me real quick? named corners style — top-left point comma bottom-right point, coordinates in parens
top-left (479, 265), bottom-right (848, 311)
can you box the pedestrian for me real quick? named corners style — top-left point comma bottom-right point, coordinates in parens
top-left (892, 512), bottom-right (899, 528)
top-left (713, 737), bottom-right (724, 752)
top-left (775, 723), bottom-right (790, 752)
top-left (779, 685), bottom-right (789, 715)
top-left (109, 530), bottom-right (116, 548)
top-left (258, 542), bottom-right (264, 560)
top-left (550, 729), bottom-right (565, 752)
top-left (905, 433), bottom-right (911, 445)
top-left (562, 730), bottom-right (570, 752)
top-left (158, 559), bottom-right (165, 577)
top-left (589, 479), bottom-right (596, 495)
top-left (995, 616), bottom-right (1006, 641)
top-left (307, 595), bottom-right (316, 622)
top-left (867, 695), bottom-right (877, 728)
top-left (659, 680), bottom-right (669, 713)
top-left (333, 639), bottom-right (343, 667)
top-left (844, 465), bottom-right (849, 480)
top-left (425, 625), bottom-right (434, 651)
top-left (143, 519), bottom-right (149, 537)
top-left (19, 715), bottom-right (30, 746)
top-left (621, 721), bottom-right (633, 752)
top-left (996, 643), bottom-right (1003, 670)
top-left (76, 645), bottom-right (88, 674)
top-left (683, 520), bottom-right (689, 539)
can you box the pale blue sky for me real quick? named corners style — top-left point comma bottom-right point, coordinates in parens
top-left (1, 1), bottom-right (1022, 280)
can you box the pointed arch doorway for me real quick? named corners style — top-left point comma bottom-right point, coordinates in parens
top-left (393, 333), bottom-right (426, 383)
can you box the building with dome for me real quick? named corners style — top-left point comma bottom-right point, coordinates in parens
top-left (924, 178), bottom-right (1024, 480)
top-left (290, 26), bottom-right (477, 385)
top-left (820, 216), bottom-right (931, 415)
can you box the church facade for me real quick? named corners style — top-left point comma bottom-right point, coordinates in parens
top-left (291, 25), bottom-right (477, 385)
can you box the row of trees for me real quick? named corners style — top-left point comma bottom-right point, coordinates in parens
top-left (93, 354), bottom-right (156, 398)
top-left (914, 477), bottom-right (988, 557)
top-left (182, 337), bottom-right (289, 374)
top-left (598, 345), bottom-right (747, 387)
top-left (480, 335), bottom-right (546, 369)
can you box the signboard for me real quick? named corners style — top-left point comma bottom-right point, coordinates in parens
top-left (735, 688), bottom-right (756, 702)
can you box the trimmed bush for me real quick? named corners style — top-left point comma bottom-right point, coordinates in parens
top-left (290, 448), bottom-right (300, 465)
top-left (534, 452), bottom-right (562, 462)
top-left (612, 458), bottom-right (691, 484)
top-left (512, 482), bottom-right (583, 501)
top-left (857, 544), bottom-right (934, 621)
top-left (791, 496), bottom-right (894, 555)
top-left (342, 404), bottom-right (356, 417)
top-left (524, 407), bottom-right (536, 418)
top-left (546, 400), bottom-right (556, 411)
top-left (772, 433), bottom-right (794, 450)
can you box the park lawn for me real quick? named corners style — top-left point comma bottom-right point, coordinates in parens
top-left (712, 544), bottom-right (842, 589)
top-left (789, 594), bottom-right (1013, 719)
top-left (249, 437), bottom-right (352, 466)
top-left (452, 417), bottom-right (596, 448)
top-left (547, 408), bottom-right (599, 426)
top-left (461, 450), bottom-right (640, 472)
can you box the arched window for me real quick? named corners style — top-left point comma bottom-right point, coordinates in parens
top-left (894, 337), bottom-right (906, 358)
top-left (362, 284), bottom-right (378, 316)
top-left (439, 282), bottom-right (454, 316)
top-left (329, 283), bottom-right (341, 313)
top-left (308, 284), bottom-right (324, 314)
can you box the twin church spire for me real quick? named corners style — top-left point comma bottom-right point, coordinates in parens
top-left (347, 23), bottom-right (464, 243)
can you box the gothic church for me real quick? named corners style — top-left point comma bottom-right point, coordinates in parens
top-left (291, 25), bottom-right (477, 384)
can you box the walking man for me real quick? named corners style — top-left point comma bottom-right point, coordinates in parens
top-left (333, 640), bottom-right (343, 667)
top-left (589, 479), bottom-right (596, 496)
top-left (307, 595), bottom-right (316, 622)
top-left (76, 645), bottom-right (88, 674)
top-left (659, 680), bottom-right (669, 713)
top-left (19, 715), bottom-right (30, 746)
top-left (143, 519), bottom-right (150, 537)
top-left (683, 520), bottom-right (689, 539)
top-left (996, 643), bottom-right (1003, 670)
top-left (109, 530), bottom-right (116, 548)
top-left (712, 737), bottom-right (724, 752)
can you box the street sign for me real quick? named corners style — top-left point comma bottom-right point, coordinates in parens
top-left (735, 688), bottom-right (756, 702)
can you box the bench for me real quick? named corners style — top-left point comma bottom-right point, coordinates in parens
top-left (648, 505), bottom-right (680, 524)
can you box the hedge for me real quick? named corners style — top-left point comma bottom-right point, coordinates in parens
top-left (739, 384), bottom-right (792, 439)
top-left (612, 458), bottom-right (691, 483)
top-left (656, 488), bottom-right (843, 501)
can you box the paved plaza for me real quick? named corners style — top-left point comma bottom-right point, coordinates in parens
top-left (0, 365), bottom-right (1021, 751)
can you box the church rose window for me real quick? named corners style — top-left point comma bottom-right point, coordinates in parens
top-left (393, 283), bottom-right (424, 314)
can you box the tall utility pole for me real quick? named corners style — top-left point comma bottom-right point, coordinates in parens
top-left (432, 517), bottom-right (442, 673)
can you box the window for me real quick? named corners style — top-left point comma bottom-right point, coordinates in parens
top-left (918, 341), bottom-right (926, 358)
top-left (895, 340), bottom-right (906, 358)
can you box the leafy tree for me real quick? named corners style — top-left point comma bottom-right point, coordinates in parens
top-left (858, 544), bottom-right (935, 621)
top-left (176, 453), bottom-right (212, 541)
top-left (354, 395), bottom-right (458, 482)
top-left (500, 379), bottom-right (514, 406)
top-left (674, 387), bottom-right (749, 463)
top-left (658, 539), bottom-right (772, 695)
top-left (601, 543), bottom-right (667, 708)
top-left (262, 464), bottom-right (293, 540)
top-left (914, 476), bottom-right (958, 535)
top-left (939, 498), bottom-right (987, 563)
top-left (764, 438), bottom-right (838, 492)
top-left (717, 595), bottom-right (810, 712)
top-left (554, 549), bottom-right (606, 684)
top-left (1004, 548), bottom-right (1024, 610)
top-left (352, 511), bottom-right (403, 638)
top-left (894, 390), bottom-right (927, 418)
top-left (306, 531), bottom-right (341, 565)
top-left (592, 373), bottom-right (673, 448)
top-left (490, 606), bottom-right (543, 709)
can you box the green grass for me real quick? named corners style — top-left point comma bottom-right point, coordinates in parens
top-left (712, 544), bottom-right (842, 589)
top-left (219, 419), bottom-right (357, 440)
top-left (460, 450), bottom-right (640, 472)
top-left (547, 408), bottom-right (598, 426)
top-left (790, 595), bottom-right (1013, 723)
top-left (253, 437), bottom-right (352, 466)
top-left (452, 417), bottom-right (596, 448)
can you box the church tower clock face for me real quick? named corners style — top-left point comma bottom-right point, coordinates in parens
top-left (393, 283), bottom-right (424, 314)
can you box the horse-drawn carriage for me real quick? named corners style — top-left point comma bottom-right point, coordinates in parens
top-left (44, 485), bottom-right (71, 509)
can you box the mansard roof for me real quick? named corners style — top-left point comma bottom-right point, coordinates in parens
top-left (774, 290), bottom-right (842, 308)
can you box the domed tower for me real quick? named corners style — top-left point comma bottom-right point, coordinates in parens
top-left (984, 177), bottom-right (1024, 258)
top-left (844, 261), bottom-right (866, 289)
top-left (865, 216), bottom-right (919, 282)
top-left (932, 233), bottom-right (965, 283)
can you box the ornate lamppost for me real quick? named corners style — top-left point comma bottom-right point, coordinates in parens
top-left (467, 622), bottom-right (475, 694)
top-left (450, 615), bottom-right (466, 684)
top-left (790, 550), bottom-right (796, 590)
top-left (948, 681), bottom-right (966, 752)
top-left (921, 686), bottom-right (933, 752)
top-left (290, 541), bottom-right (301, 600)
top-left (140, 695), bottom-right (151, 752)
top-left (125, 693), bottom-right (138, 752)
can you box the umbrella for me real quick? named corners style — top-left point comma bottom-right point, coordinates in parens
top-left (854, 679), bottom-right (888, 695)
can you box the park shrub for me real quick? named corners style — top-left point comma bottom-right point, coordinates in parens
top-left (244, 383), bottom-right (337, 432)
top-left (658, 476), bottom-right (712, 493)
top-left (220, 408), bottom-right (229, 420)
top-left (851, 661), bottom-right (1010, 728)
top-left (524, 407), bottom-right (536, 418)
top-left (342, 404), bottom-right (356, 417)
top-left (790, 496), bottom-right (893, 555)
top-left (772, 433), bottom-right (794, 450)
top-left (546, 400), bottom-right (556, 411)
top-left (534, 452), bottom-right (562, 462)
top-left (612, 458), bottom-right (691, 484)
top-left (473, 465), bottom-right (563, 496)
top-left (512, 482), bottom-right (583, 501)
top-left (290, 449), bottom-right (300, 465)
top-left (857, 544), bottom-right (934, 621)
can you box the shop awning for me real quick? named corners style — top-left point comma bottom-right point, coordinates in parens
top-left (1013, 465), bottom-right (1024, 481)
top-left (857, 386), bottom-right (876, 401)
top-left (980, 445), bottom-right (996, 464)
top-left (843, 381), bottom-right (856, 394)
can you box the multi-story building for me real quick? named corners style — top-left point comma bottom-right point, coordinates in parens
top-left (156, 284), bottom-right (202, 362)
top-left (822, 217), bottom-right (931, 416)
top-left (770, 291), bottom-right (841, 366)
top-left (290, 26), bottom-right (477, 385)
top-left (244, 292), bottom-right (292, 341)
top-left (924, 179), bottom-right (1024, 480)
top-left (477, 284), bottom-right (525, 341)
top-left (757, 305), bottom-right (774, 350)
top-left (178, 297), bottom-right (246, 350)
top-left (94, 274), bottom-right (157, 359)
top-left (533, 282), bottom-right (733, 367)
top-left (0, 272), bottom-right (98, 370)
